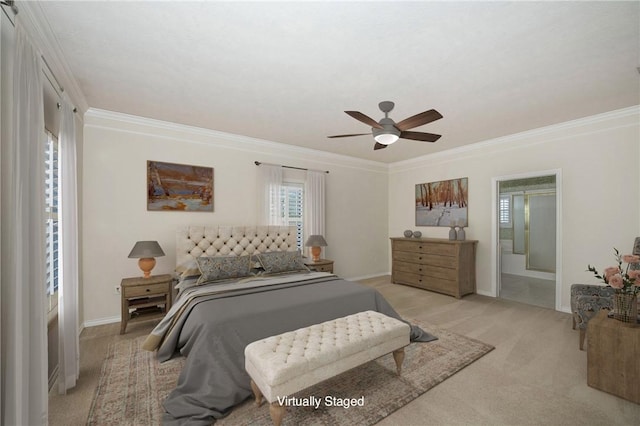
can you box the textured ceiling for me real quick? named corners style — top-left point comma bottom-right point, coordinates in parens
top-left (36, 1), bottom-right (639, 163)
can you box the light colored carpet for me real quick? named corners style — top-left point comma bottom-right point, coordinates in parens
top-left (86, 319), bottom-right (493, 425)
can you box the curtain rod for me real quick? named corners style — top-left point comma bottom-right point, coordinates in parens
top-left (41, 56), bottom-right (77, 113)
top-left (254, 161), bottom-right (329, 174)
top-left (0, 2), bottom-right (78, 113)
top-left (1, 0), bottom-right (18, 16)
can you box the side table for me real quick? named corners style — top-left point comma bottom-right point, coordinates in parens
top-left (304, 259), bottom-right (334, 273)
top-left (120, 274), bottom-right (173, 334)
top-left (587, 309), bottom-right (639, 404)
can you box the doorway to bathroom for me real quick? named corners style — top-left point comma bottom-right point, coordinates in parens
top-left (492, 170), bottom-right (562, 310)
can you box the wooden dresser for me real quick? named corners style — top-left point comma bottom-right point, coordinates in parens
top-left (390, 238), bottom-right (478, 298)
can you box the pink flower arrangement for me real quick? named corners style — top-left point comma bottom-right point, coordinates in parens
top-left (588, 248), bottom-right (640, 295)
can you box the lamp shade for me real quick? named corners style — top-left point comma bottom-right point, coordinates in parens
top-left (128, 241), bottom-right (165, 259)
top-left (305, 235), bottom-right (327, 263)
top-left (305, 235), bottom-right (328, 247)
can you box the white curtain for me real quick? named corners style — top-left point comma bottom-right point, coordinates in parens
top-left (1, 19), bottom-right (48, 425)
top-left (304, 170), bottom-right (326, 254)
top-left (257, 164), bottom-right (284, 225)
top-left (57, 96), bottom-right (79, 394)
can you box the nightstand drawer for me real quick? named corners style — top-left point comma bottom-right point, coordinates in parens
top-left (304, 259), bottom-right (334, 274)
top-left (123, 282), bottom-right (169, 298)
top-left (313, 264), bottom-right (333, 273)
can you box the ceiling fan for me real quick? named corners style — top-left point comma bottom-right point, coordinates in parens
top-left (328, 101), bottom-right (443, 150)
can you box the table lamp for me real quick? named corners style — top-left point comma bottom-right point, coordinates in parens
top-left (128, 240), bottom-right (165, 278)
top-left (305, 235), bottom-right (327, 262)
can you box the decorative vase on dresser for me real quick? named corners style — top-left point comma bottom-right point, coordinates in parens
top-left (448, 226), bottom-right (457, 240)
top-left (390, 237), bottom-right (478, 298)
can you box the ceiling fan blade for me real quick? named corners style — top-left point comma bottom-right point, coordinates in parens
top-left (374, 142), bottom-right (387, 150)
top-left (327, 133), bottom-right (370, 138)
top-left (400, 131), bottom-right (442, 142)
top-left (345, 111), bottom-right (384, 129)
top-left (395, 109), bottom-right (443, 131)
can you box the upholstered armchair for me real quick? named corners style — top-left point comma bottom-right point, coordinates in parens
top-left (570, 284), bottom-right (615, 350)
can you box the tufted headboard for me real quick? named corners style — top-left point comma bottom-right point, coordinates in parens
top-left (175, 225), bottom-right (298, 273)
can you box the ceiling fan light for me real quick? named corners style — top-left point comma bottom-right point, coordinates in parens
top-left (374, 133), bottom-right (399, 145)
top-left (373, 124), bottom-right (400, 145)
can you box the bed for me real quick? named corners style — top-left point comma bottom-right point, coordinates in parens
top-left (143, 225), bottom-right (436, 425)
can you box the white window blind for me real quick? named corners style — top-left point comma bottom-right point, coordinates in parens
top-left (281, 182), bottom-right (304, 251)
top-left (499, 194), bottom-right (511, 227)
top-left (45, 131), bottom-right (59, 312)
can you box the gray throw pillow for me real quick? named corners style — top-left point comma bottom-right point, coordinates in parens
top-left (255, 251), bottom-right (309, 275)
top-left (196, 255), bottom-right (252, 285)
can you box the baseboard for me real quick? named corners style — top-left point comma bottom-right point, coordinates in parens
top-left (83, 315), bottom-right (120, 329)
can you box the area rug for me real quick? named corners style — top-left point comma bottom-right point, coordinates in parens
top-left (87, 319), bottom-right (494, 425)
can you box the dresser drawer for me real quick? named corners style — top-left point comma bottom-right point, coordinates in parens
top-left (393, 261), bottom-right (457, 281)
top-left (123, 282), bottom-right (170, 298)
top-left (393, 240), bottom-right (456, 256)
top-left (392, 251), bottom-right (458, 269)
top-left (393, 271), bottom-right (458, 295)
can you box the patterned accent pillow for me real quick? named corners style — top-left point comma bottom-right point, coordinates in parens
top-left (255, 251), bottom-right (309, 275)
top-left (196, 255), bottom-right (252, 285)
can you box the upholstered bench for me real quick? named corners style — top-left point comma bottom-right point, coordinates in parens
top-left (244, 310), bottom-right (410, 426)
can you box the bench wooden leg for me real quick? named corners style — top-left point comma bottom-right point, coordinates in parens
top-left (393, 348), bottom-right (405, 375)
top-left (250, 380), bottom-right (263, 406)
top-left (269, 401), bottom-right (286, 426)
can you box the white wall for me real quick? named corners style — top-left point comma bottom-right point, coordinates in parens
top-left (388, 107), bottom-right (640, 312)
top-left (82, 109), bottom-right (389, 324)
top-left (83, 106), bottom-right (639, 324)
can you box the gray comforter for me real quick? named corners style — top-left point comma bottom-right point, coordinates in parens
top-left (155, 273), bottom-right (436, 425)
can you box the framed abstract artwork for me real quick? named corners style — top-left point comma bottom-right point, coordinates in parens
top-left (415, 177), bottom-right (468, 226)
top-left (147, 160), bottom-right (214, 212)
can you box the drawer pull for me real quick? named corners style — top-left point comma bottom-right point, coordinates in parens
top-left (146, 289), bottom-right (150, 292)
top-left (419, 257), bottom-right (422, 260)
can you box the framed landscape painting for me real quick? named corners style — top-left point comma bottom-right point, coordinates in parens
top-left (415, 177), bottom-right (468, 227)
top-left (147, 161), bottom-right (214, 212)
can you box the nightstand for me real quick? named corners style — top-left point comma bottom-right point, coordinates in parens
top-left (120, 274), bottom-right (172, 334)
top-left (304, 259), bottom-right (334, 273)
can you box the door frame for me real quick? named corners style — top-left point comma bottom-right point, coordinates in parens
top-left (491, 169), bottom-right (563, 311)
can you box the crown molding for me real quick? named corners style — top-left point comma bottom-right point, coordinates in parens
top-left (389, 105), bottom-right (640, 173)
top-left (18, 1), bottom-right (89, 114)
top-left (84, 104), bottom-right (639, 176)
top-left (84, 108), bottom-right (390, 174)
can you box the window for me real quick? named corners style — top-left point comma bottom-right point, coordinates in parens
top-left (499, 194), bottom-right (511, 228)
top-left (45, 131), bottom-right (59, 313)
top-left (281, 182), bottom-right (304, 251)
